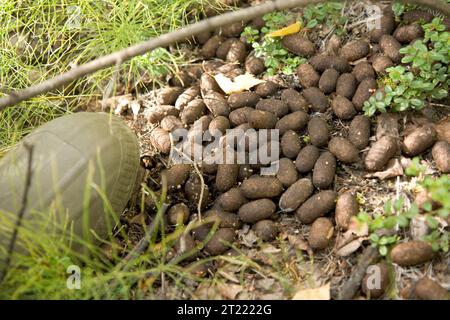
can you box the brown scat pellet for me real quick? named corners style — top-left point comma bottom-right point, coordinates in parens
top-left (402, 125), bottom-right (436, 157)
top-left (339, 40), bottom-right (370, 62)
top-left (228, 107), bottom-right (253, 127)
top-left (275, 111), bottom-right (309, 135)
top-left (146, 105), bottom-right (179, 124)
top-left (279, 178), bottom-right (313, 212)
top-left (205, 228), bottom-right (236, 256)
top-left (308, 117), bottom-right (329, 147)
top-left (249, 16), bottom-right (265, 30)
top-left (203, 91), bottom-right (230, 117)
top-left (372, 55), bottom-right (394, 75)
top-left (393, 24), bottom-right (424, 44)
top-left (156, 87), bottom-right (184, 105)
top-left (336, 73), bottom-right (357, 99)
top-left (227, 40), bottom-right (247, 64)
top-left (255, 81), bottom-right (278, 98)
top-left (174, 233), bottom-right (196, 256)
top-left (403, 10), bottom-right (433, 24)
top-left (276, 158), bottom-right (298, 188)
top-left (365, 136), bottom-right (398, 171)
top-left (309, 54), bottom-right (351, 73)
top-left (361, 263), bottom-right (390, 299)
top-left (281, 89), bottom-right (309, 112)
top-left (253, 220), bottom-right (279, 241)
top-left (194, 30), bottom-right (212, 45)
top-left (328, 137), bottom-right (360, 164)
top-left (201, 160), bottom-right (218, 175)
top-left (248, 109), bottom-right (278, 129)
top-left (220, 21), bottom-right (246, 38)
top-left (150, 128), bottom-right (171, 154)
top-left (352, 62), bottom-right (375, 83)
top-left (369, 8), bottom-right (395, 43)
top-left (180, 99), bottom-right (206, 125)
top-left (175, 86), bottom-right (201, 110)
top-left (282, 34), bottom-right (316, 57)
top-left (335, 191), bottom-right (359, 230)
top-left (432, 141), bottom-right (450, 173)
top-left (281, 130), bottom-right (302, 159)
top-left (228, 92), bottom-right (260, 110)
top-left (205, 209), bottom-right (241, 229)
top-left (331, 95), bottom-right (357, 120)
top-left (162, 164), bottom-right (191, 190)
top-left (313, 151), bottom-right (336, 189)
top-left (216, 164), bottom-right (240, 192)
top-left (185, 172), bottom-right (210, 210)
top-left (436, 117), bottom-right (450, 144)
top-left (238, 198), bottom-right (276, 223)
top-left (200, 72), bottom-right (222, 94)
top-left (308, 217), bottom-right (334, 250)
top-left (349, 115), bottom-right (371, 150)
top-left (413, 277), bottom-right (449, 300)
top-left (296, 63), bottom-right (320, 88)
top-left (161, 115), bottom-right (183, 132)
top-left (390, 241), bottom-right (435, 267)
top-left (256, 99), bottom-right (289, 118)
top-left (319, 68), bottom-right (339, 94)
top-left (201, 35), bottom-right (225, 59)
top-left (296, 190), bottom-right (337, 224)
top-left (240, 176), bottom-right (283, 199)
top-left (170, 70), bottom-right (193, 88)
top-left (245, 55), bottom-right (265, 75)
top-left (295, 145), bottom-right (320, 173)
top-left (352, 78), bottom-right (377, 111)
top-left (167, 203), bottom-right (190, 225)
top-left (216, 187), bottom-right (248, 212)
top-left (380, 35), bottom-right (403, 63)
top-left (303, 87), bottom-right (329, 113)
top-left (209, 116), bottom-right (230, 135)
top-left (216, 38), bottom-right (238, 60)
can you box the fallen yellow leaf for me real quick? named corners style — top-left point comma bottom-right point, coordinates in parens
top-left (292, 283), bottom-right (330, 300)
top-left (267, 21), bottom-right (301, 38)
top-left (213, 73), bottom-right (265, 94)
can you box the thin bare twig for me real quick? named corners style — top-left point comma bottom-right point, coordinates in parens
top-left (0, 0), bottom-right (446, 110)
top-left (0, 143), bottom-right (34, 284)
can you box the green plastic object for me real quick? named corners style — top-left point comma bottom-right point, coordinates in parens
top-left (0, 112), bottom-right (140, 251)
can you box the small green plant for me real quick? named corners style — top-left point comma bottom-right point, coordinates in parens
top-left (241, 12), bottom-right (306, 76)
top-left (302, 2), bottom-right (347, 34)
top-left (363, 18), bottom-right (449, 116)
top-left (358, 157), bottom-right (450, 255)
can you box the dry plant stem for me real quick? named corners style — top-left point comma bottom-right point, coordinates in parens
top-left (336, 246), bottom-right (380, 300)
top-left (0, 0), bottom-right (447, 110)
top-left (0, 143), bottom-right (34, 284)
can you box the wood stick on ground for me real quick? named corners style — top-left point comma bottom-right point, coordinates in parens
top-left (120, 203), bottom-right (169, 267)
top-left (0, 143), bottom-right (34, 284)
top-left (336, 246), bottom-right (380, 300)
top-left (0, 0), bottom-right (447, 110)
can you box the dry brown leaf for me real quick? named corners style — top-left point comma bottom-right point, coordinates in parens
top-left (365, 158), bottom-right (404, 180)
top-left (214, 73), bottom-right (265, 94)
top-left (292, 283), bottom-right (330, 300)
